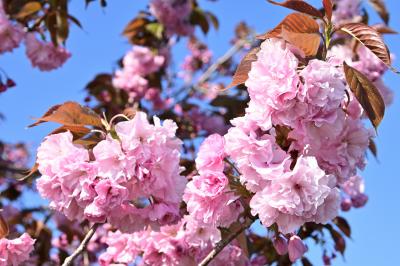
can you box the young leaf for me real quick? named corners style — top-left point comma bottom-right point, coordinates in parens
top-left (368, 0), bottom-right (389, 24)
top-left (225, 47), bottom-right (260, 89)
top-left (29, 101), bottom-right (103, 128)
top-left (343, 62), bottom-right (385, 129)
top-left (0, 213), bottom-right (9, 239)
top-left (333, 217), bottom-right (351, 238)
top-left (15, 1), bottom-right (41, 19)
top-left (257, 13), bottom-right (319, 40)
top-left (322, 0), bottom-right (333, 22)
top-left (281, 27), bottom-right (321, 56)
top-left (340, 23), bottom-right (391, 66)
top-left (267, 0), bottom-right (324, 19)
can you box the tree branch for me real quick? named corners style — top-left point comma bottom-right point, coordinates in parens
top-left (198, 217), bottom-right (255, 266)
top-left (61, 223), bottom-right (99, 266)
top-left (197, 39), bottom-right (248, 85)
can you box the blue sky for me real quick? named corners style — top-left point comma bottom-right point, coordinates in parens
top-left (0, 0), bottom-right (399, 265)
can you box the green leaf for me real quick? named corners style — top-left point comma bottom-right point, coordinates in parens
top-left (145, 23), bottom-right (164, 39)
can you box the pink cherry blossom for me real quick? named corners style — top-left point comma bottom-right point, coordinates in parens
top-left (288, 235), bottom-right (307, 262)
top-left (0, 233), bottom-right (36, 266)
top-left (250, 156), bottom-right (339, 233)
top-left (196, 134), bottom-right (225, 174)
top-left (332, 0), bottom-right (362, 24)
top-left (25, 33), bottom-right (71, 71)
top-left (183, 171), bottom-right (242, 227)
top-left (113, 46), bottom-right (165, 100)
top-left (246, 38), bottom-right (299, 112)
top-left (273, 235), bottom-right (288, 255)
top-left (0, 7), bottom-right (24, 54)
top-left (224, 118), bottom-right (290, 193)
top-left (149, 0), bottom-right (194, 36)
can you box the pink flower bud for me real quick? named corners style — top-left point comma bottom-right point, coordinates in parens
top-left (351, 194), bottom-right (368, 208)
top-left (323, 254), bottom-right (331, 265)
top-left (273, 235), bottom-right (288, 255)
top-left (341, 198), bottom-right (352, 212)
top-left (288, 235), bottom-right (308, 262)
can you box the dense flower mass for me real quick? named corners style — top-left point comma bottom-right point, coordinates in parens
top-left (0, 233), bottom-right (35, 266)
top-left (25, 33), bottom-right (71, 71)
top-left (149, 0), bottom-right (194, 36)
top-left (99, 219), bottom-right (249, 266)
top-left (36, 111), bottom-right (186, 232)
top-left (224, 37), bottom-right (373, 234)
top-left (2, 0), bottom-right (395, 264)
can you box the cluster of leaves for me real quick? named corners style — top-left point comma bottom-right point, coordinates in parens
top-left (4, 0), bottom-right (82, 46)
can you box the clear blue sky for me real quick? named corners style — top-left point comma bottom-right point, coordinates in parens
top-left (0, 0), bottom-right (399, 265)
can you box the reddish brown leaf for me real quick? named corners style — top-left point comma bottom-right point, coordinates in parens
top-left (225, 47), bottom-right (260, 89)
top-left (343, 62), bottom-right (385, 129)
top-left (257, 13), bottom-right (320, 40)
top-left (49, 125), bottom-right (91, 139)
top-left (0, 213), bottom-right (9, 239)
top-left (281, 27), bottom-right (321, 56)
top-left (372, 24), bottom-right (398, 35)
top-left (15, 1), bottom-right (41, 19)
top-left (340, 23), bottom-right (391, 66)
top-left (267, 0), bottom-right (324, 19)
top-left (333, 217), bottom-right (351, 238)
top-left (369, 138), bottom-right (378, 158)
top-left (29, 101), bottom-right (103, 128)
top-left (322, 0), bottom-right (333, 22)
top-left (20, 162), bottom-right (39, 181)
top-left (368, 0), bottom-right (389, 24)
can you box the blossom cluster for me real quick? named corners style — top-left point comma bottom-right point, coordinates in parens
top-left (149, 0), bottom-right (194, 36)
top-left (180, 38), bottom-right (213, 83)
top-left (223, 36), bottom-right (382, 238)
top-left (0, 233), bottom-right (35, 266)
top-left (36, 111), bottom-right (186, 232)
top-left (99, 219), bottom-right (248, 266)
top-left (113, 46), bottom-right (165, 101)
top-left (0, 2), bottom-right (70, 71)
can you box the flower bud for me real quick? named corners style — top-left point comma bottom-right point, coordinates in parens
top-left (323, 254), bottom-right (331, 265)
top-left (340, 198), bottom-right (352, 212)
top-left (288, 235), bottom-right (308, 262)
top-left (351, 194), bottom-right (368, 208)
top-left (273, 235), bottom-right (288, 255)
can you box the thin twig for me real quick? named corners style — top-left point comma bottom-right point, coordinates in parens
top-left (0, 161), bottom-right (29, 174)
top-left (61, 223), bottom-right (99, 266)
top-left (197, 39), bottom-right (247, 85)
top-left (198, 217), bottom-right (255, 266)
